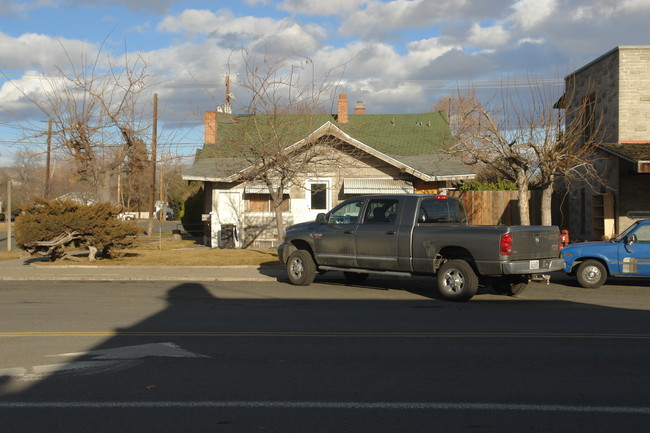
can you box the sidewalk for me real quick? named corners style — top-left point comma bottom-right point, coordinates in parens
top-left (0, 258), bottom-right (286, 282)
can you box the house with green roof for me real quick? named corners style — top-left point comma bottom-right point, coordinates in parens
top-left (183, 94), bottom-right (475, 248)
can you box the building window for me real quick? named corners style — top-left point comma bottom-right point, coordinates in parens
top-left (246, 194), bottom-right (289, 212)
top-left (306, 179), bottom-right (331, 211)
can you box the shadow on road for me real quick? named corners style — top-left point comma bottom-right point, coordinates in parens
top-left (1, 280), bottom-right (649, 432)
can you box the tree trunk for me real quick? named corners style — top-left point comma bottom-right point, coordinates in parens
top-left (541, 185), bottom-right (554, 226)
top-left (516, 168), bottom-right (530, 226)
top-left (274, 203), bottom-right (284, 241)
top-left (97, 171), bottom-right (113, 203)
top-left (88, 245), bottom-right (98, 262)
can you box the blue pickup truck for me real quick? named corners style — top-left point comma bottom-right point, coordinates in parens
top-left (562, 219), bottom-right (650, 288)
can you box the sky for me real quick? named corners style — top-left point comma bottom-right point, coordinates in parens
top-left (1, 0), bottom-right (649, 166)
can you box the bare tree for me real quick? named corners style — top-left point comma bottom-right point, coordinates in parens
top-left (440, 78), bottom-right (604, 226)
top-left (7, 41), bottom-right (154, 203)
top-left (209, 51), bottom-right (350, 241)
top-left (437, 87), bottom-right (535, 225)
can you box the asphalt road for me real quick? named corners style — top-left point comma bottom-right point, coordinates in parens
top-left (0, 278), bottom-right (649, 432)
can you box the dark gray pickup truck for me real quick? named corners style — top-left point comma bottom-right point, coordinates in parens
top-left (278, 194), bottom-right (564, 301)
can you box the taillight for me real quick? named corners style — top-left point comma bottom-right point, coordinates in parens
top-left (500, 233), bottom-right (512, 255)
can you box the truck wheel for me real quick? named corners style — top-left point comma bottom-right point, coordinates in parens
top-left (576, 260), bottom-right (607, 288)
top-left (343, 272), bottom-right (369, 284)
top-left (437, 259), bottom-right (479, 301)
top-left (493, 275), bottom-right (528, 296)
top-left (286, 250), bottom-right (316, 286)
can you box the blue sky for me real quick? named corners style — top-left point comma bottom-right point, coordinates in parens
top-left (1, 0), bottom-right (649, 166)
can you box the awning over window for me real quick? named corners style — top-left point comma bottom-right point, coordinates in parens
top-left (343, 178), bottom-right (414, 194)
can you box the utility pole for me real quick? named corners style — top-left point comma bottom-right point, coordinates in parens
top-left (44, 118), bottom-right (52, 198)
top-left (6, 180), bottom-right (11, 251)
top-left (147, 93), bottom-right (158, 236)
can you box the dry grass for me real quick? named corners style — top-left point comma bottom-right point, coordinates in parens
top-left (0, 230), bottom-right (281, 266)
top-left (26, 238), bottom-right (280, 267)
top-left (0, 250), bottom-right (20, 261)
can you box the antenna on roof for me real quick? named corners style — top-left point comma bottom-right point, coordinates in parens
top-left (217, 74), bottom-right (233, 114)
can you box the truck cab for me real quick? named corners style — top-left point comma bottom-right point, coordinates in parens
top-left (562, 219), bottom-right (650, 288)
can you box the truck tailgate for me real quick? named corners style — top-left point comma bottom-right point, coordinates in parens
top-left (510, 226), bottom-right (559, 260)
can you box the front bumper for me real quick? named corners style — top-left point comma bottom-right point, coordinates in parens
top-left (277, 243), bottom-right (289, 265)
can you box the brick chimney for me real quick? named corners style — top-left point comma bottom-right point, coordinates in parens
top-left (204, 111), bottom-right (217, 145)
top-left (337, 94), bottom-right (348, 124)
top-left (354, 100), bottom-right (366, 115)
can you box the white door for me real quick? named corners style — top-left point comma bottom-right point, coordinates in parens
top-left (305, 179), bottom-right (331, 221)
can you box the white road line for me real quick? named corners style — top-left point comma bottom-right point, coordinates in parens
top-left (0, 401), bottom-right (649, 414)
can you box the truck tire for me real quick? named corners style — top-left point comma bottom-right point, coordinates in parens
top-left (576, 259), bottom-right (607, 288)
top-left (493, 275), bottom-right (528, 296)
top-left (343, 272), bottom-right (369, 284)
top-left (286, 250), bottom-right (317, 286)
top-left (437, 259), bottom-right (479, 301)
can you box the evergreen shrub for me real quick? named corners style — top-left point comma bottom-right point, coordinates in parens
top-left (15, 198), bottom-right (139, 261)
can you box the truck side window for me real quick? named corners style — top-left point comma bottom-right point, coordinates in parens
top-left (363, 199), bottom-right (399, 224)
top-left (634, 225), bottom-right (650, 242)
top-left (419, 198), bottom-right (460, 223)
top-left (328, 200), bottom-right (363, 224)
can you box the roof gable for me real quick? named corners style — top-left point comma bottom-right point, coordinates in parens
top-left (185, 111), bottom-right (473, 182)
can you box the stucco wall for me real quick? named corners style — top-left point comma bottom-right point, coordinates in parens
top-left (206, 145), bottom-right (448, 247)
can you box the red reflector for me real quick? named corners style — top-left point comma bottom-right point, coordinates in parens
top-left (500, 233), bottom-right (513, 255)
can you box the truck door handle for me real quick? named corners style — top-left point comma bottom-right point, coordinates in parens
top-left (386, 231), bottom-right (396, 235)
top-left (344, 230), bottom-right (355, 234)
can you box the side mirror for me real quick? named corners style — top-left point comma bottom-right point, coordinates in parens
top-left (626, 234), bottom-right (637, 246)
top-left (316, 213), bottom-right (327, 224)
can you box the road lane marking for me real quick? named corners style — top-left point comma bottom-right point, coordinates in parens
top-left (0, 401), bottom-right (648, 414)
top-left (53, 342), bottom-right (209, 359)
top-left (1, 331), bottom-right (650, 339)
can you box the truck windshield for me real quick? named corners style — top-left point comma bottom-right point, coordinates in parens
top-left (613, 222), bottom-right (639, 242)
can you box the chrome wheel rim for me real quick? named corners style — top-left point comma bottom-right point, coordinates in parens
top-left (582, 265), bottom-right (602, 284)
top-left (442, 269), bottom-right (464, 293)
top-left (290, 258), bottom-right (304, 279)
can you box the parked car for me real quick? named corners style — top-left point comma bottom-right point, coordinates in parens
top-left (1, 212), bottom-right (16, 222)
top-left (118, 212), bottom-right (137, 221)
top-left (278, 194), bottom-right (564, 301)
top-left (562, 219), bottom-right (650, 288)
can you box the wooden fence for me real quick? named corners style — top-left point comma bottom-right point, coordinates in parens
top-left (448, 190), bottom-right (566, 226)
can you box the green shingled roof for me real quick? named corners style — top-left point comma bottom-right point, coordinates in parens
top-left (197, 112), bottom-right (452, 159)
top-left (186, 111), bottom-right (473, 181)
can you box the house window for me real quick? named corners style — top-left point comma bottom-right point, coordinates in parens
top-left (246, 194), bottom-right (289, 212)
top-left (307, 179), bottom-right (331, 211)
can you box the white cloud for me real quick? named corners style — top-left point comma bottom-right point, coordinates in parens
top-left (618, 0), bottom-right (650, 13)
top-left (406, 37), bottom-right (458, 69)
top-left (509, 0), bottom-right (557, 30)
top-left (157, 9), bottom-right (325, 53)
top-left (0, 32), bottom-right (95, 72)
top-left (467, 23), bottom-right (510, 48)
top-left (278, 0), bottom-right (366, 16)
